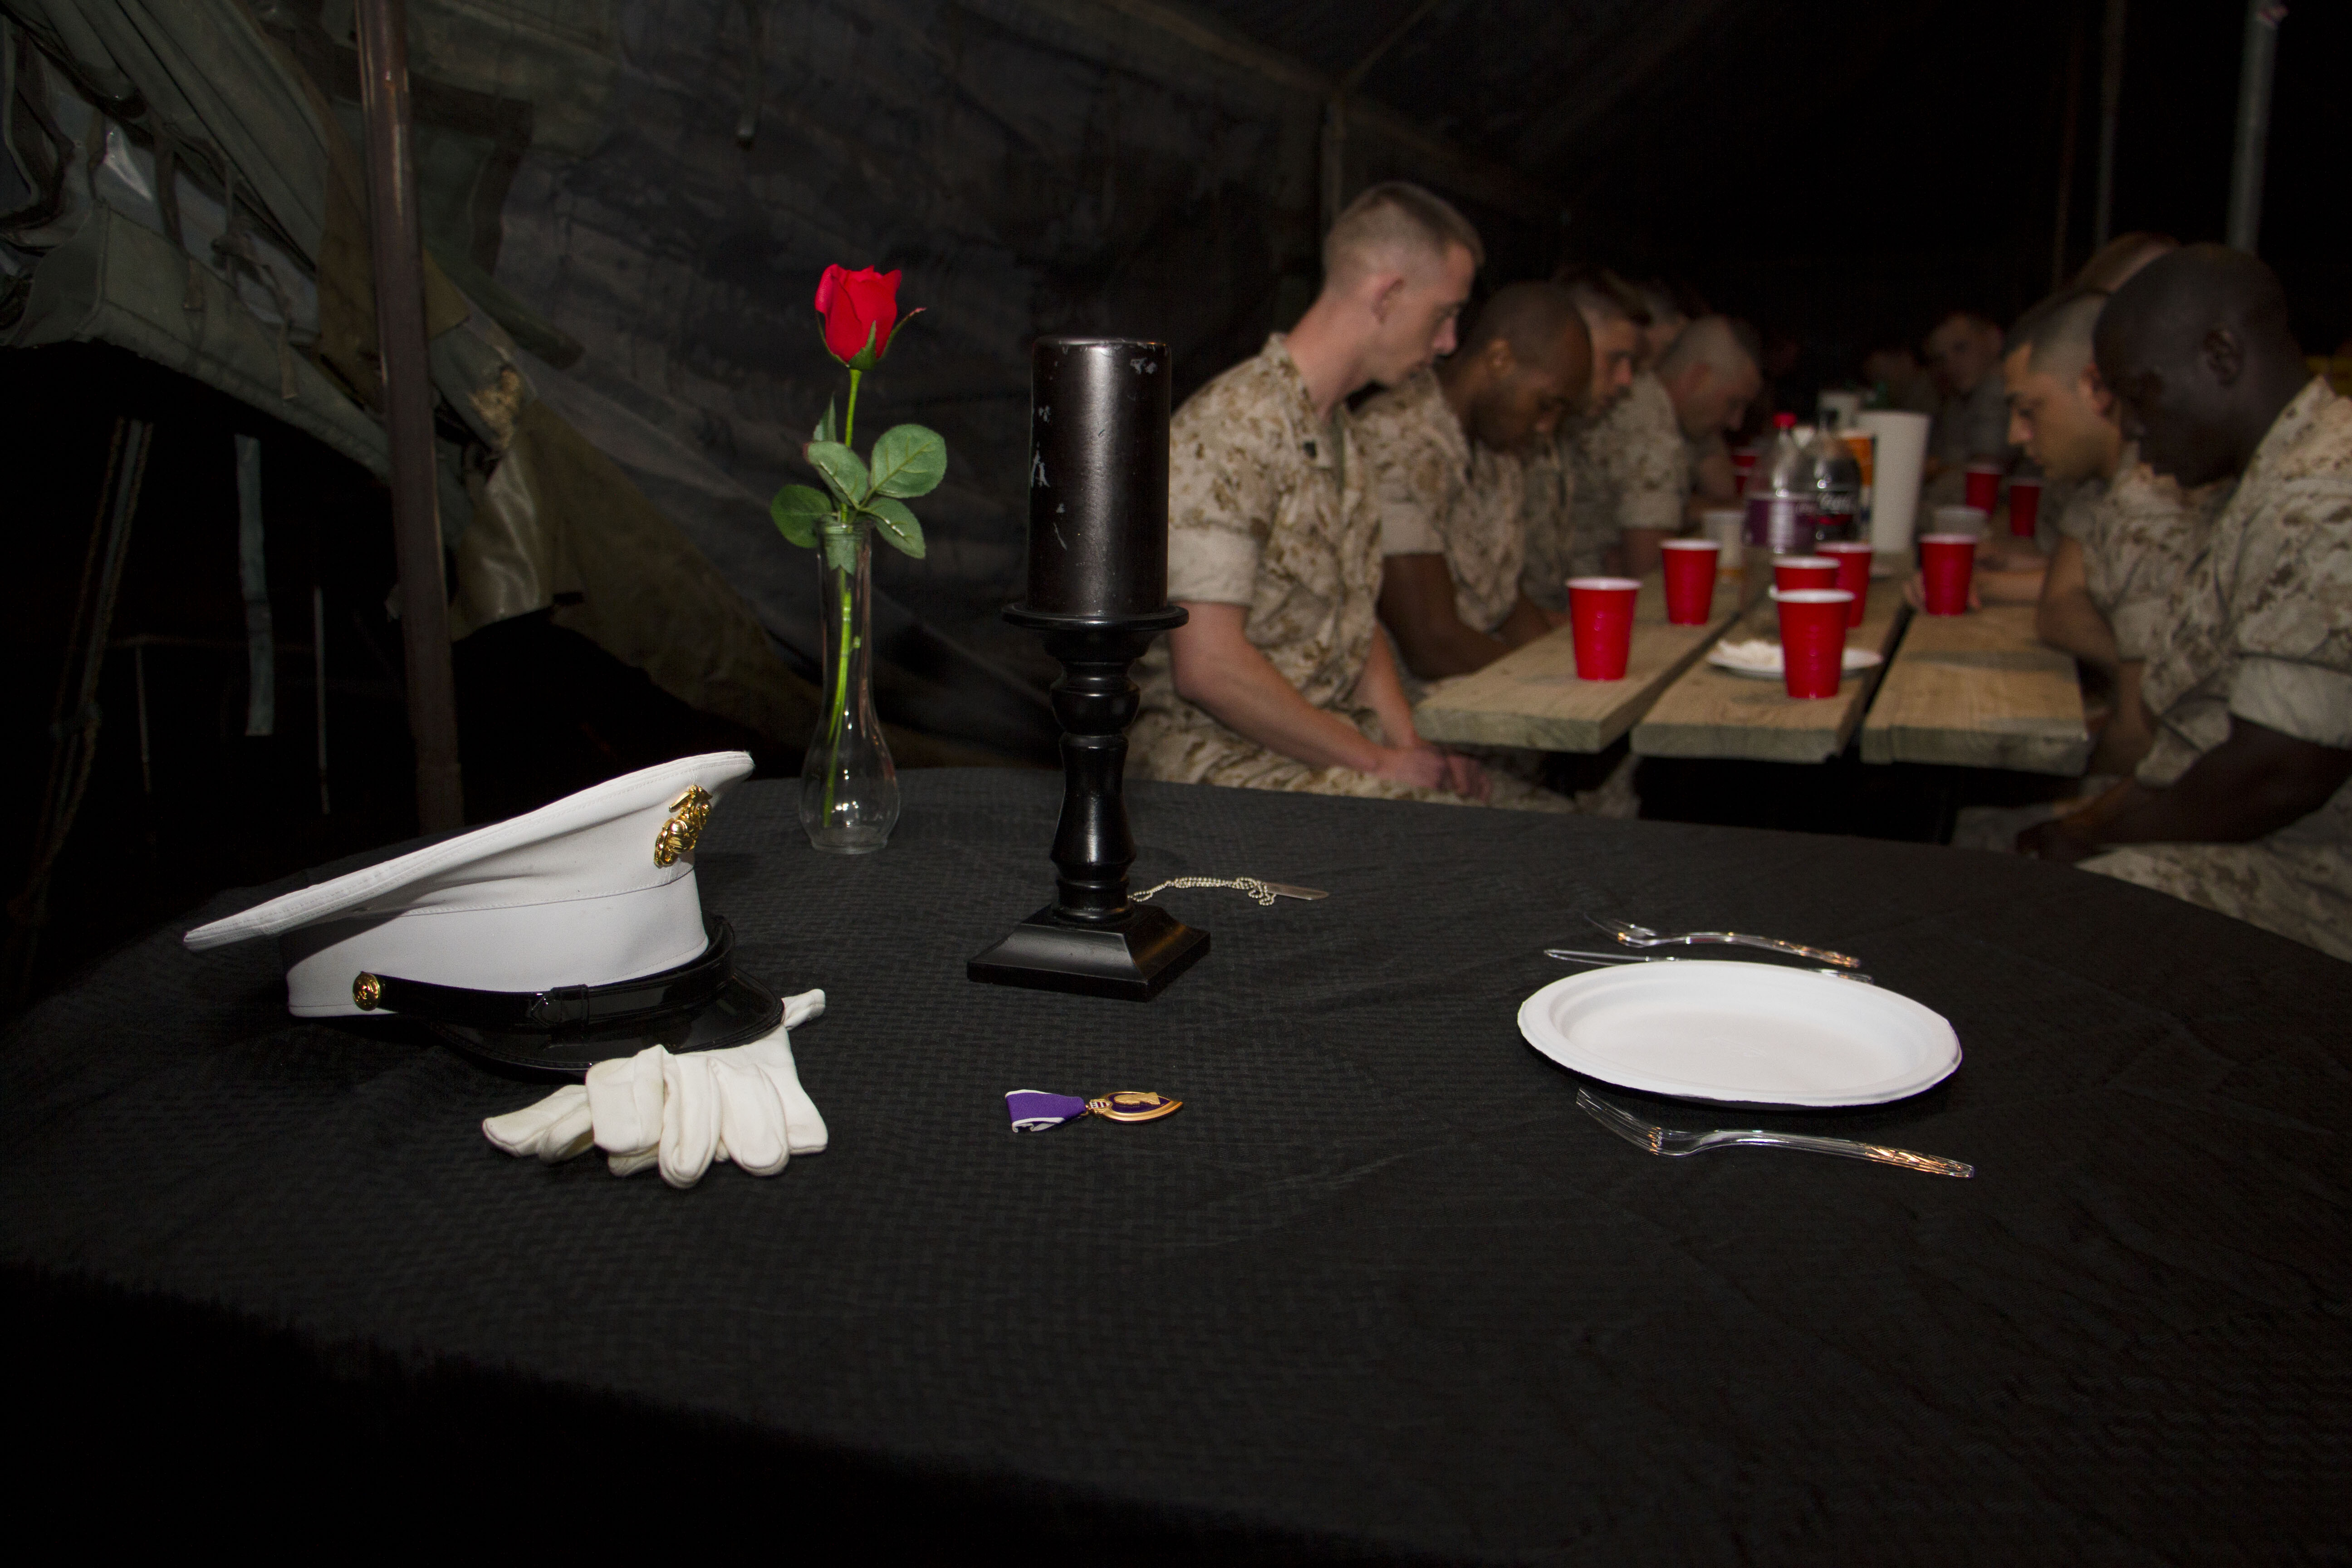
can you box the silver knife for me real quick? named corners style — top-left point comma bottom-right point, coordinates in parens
top-left (1545, 948), bottom-right (1872, 984)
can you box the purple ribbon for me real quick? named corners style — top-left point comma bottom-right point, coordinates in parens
top-left (1005, 1089), bottom-right (1089, 1133)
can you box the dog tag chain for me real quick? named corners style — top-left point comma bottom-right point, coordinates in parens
top-left (1130, 877), bottom-right (1328, 906)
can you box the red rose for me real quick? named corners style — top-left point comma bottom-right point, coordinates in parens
top-left (814, 265), bottom-right (902, 369)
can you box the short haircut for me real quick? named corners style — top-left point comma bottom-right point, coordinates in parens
top-left (2098, 243), bottom-right (2297, 372)
top-left (1656, 315), bottom-right (1757, 382)
top-left (2073, 231), bottom-right (2178, 294)
top-left (2009, 289), bottom-right (2107, 384)
top-left (1323, 181), bottom-right (1485, 280)
top-left (1550, 265), bottom-right (1650, 330)
top-left (1459, 281), bottom-right (1587, 366)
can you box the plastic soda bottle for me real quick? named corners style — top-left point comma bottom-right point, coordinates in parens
top-left (1743, 413), bottom-right (1819, 552)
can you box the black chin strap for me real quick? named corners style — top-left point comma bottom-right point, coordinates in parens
top-left (351, 917), bottom-right (737, 1031)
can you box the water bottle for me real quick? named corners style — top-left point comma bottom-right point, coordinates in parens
top-left (1807, 423), bottom-right (1862, 543)
top-left (1743, 413), bottom-right (1818, 553)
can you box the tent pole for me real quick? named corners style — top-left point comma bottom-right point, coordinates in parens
top-left (2092, 0), bottom-right (2125, 249)
top-left (2225, 1), bottom-right (2282, 254)
top-left (354, 0), bottom-right (464, 833)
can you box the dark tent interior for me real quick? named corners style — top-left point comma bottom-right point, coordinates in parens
top-left (4, 0), bottom-right (2345, 1003)
top-left (6, 4), bottom-right (2352, 1558)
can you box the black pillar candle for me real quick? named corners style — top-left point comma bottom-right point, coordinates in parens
top-left (1024, 337), bottom-right (1170, 619)
top-left (969, 336), bottom-right (1207, 1001)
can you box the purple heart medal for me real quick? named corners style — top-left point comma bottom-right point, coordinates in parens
top-left (1005, 1089), bottom-right (1182, 1133)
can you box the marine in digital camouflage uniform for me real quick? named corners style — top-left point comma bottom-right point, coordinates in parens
top-left (2081, 380), bottom-right (2352, 958)
top-left (2051, 471), bottom-right (2105, 544)
top-left (1359, 368), bottom-right (1526, 642)
top-left (1357, 365), bottom-right (1578, 793)
top-left (1131, 337), bottom-right (1568, 810)
top-left (1517, 434), bottom-right (1580, 614)
top-left (2068, 445), bottom-right (2226, 663)
top-left (1559, 371), bottom-right (1688, 578)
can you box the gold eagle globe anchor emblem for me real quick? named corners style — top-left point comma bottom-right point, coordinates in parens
top-left (653, 786), bottom-right (714, 867)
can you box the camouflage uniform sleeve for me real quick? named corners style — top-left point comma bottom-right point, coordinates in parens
top-left (1355, 385), bottom-right (1449, 559)
top-left (2224, 482), bottom-right (2352, 750)
top-left (2053, 475), bottom-right (2101, 542)
top-left (1611, 380), bottom-right (1690, 536)
top-left (1518, 438), bottom-right (1577, 612)
top-left (1377, 489), bottom-right (1446, 556)
top-left (1166, 399), bottom-right (1273, 606)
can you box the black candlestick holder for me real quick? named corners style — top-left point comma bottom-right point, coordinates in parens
top-left (967, 604), bottom-right (1209, 1000)
top-left (970, 335), bottom-right (1205, 999)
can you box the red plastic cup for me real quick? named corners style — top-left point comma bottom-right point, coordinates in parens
top-left (1568, 576), bottom-right (1641, 680)
top-left (1918, 533), bottom-right (1977, 616)
top-left (1964, 462), bottom-right (2002, 513)
top-left (1774, 589), bottom-right (1854, 699)
top-left (2007, 476), bottom-right (2043, 538)
top-left (1731, 446), bottom-right (1759, 497)
top-left (1659, 539), bottom-right (1720, 624)
top-left (1818, 542), bottom-right (1874, 627)
top-left (1773, 554), bottom-right (1838, 593)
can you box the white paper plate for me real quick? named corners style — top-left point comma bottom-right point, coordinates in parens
top-left (1517, 961), bottom-right (1960, 1107)
top-left (1706, 642), bottom-right (1884, 680)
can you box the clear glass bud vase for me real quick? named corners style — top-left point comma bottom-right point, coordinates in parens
top-left (800, 520), bottom-right (899, 853)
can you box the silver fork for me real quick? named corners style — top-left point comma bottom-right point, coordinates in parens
top-left (1590, 914), bottom-right (1862, 970)
top-left (1577, 1090), bottom-right (1972, 1178)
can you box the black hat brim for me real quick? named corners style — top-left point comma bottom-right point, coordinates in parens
top-left (430, 970), bottom-right (784, 1080)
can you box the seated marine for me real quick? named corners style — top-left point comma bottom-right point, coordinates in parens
top-left (1361, 280), bottom-right (1592, 684)
top-left (1520, 268), bottom-right (1646, 610)
top-left (1651, 316), bottom-right (1763, 532)
top-left (1556, 270), bottom-right (1690, 581)
top-left (2020, 246), bottom-right (2352, 960)
top-left (1130, 182), bottom-right (1562, 809)
top-left (2002, 289), bottom-right (2225, 773)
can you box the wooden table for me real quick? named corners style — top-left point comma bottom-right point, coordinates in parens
top-left (1630, 582), bottom-right (1907, 763)
top-left (1859, 603), bottom-right (2089, 775)
top-left (1411, 575), bottom-right (1740, 752)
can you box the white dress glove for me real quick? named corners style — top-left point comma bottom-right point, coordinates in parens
top-left (482, 990), bottom-right (828, 1189)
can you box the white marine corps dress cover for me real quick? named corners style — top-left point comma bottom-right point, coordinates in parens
top-left (181, 752), bottom-right (829, 1186)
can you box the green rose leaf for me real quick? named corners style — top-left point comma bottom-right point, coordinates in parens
top-left (868, 423), bottom-right (947, 499)
top-left (812, 397), bottom-right (838, 446)
top-left (770, 483), bottom-right (833, 549)
top-left (863, 495), bottom-right (927, 559)
top-left (806, 440), bottom-right (871, 506)
top-left (820, 526), bottom-right (863, 575)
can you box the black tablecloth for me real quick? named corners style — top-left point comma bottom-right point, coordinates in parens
top-left (5, 771), bottom-right (2347, 1560)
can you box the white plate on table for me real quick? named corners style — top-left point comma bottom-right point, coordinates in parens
top-left (1518, 961), bottom-right (1960, 1107)
top-left (1706, 639), bottom-right (1884, 680)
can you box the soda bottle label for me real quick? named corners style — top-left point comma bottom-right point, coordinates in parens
top-left (1744, 494), bottom-right (1820, 553)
